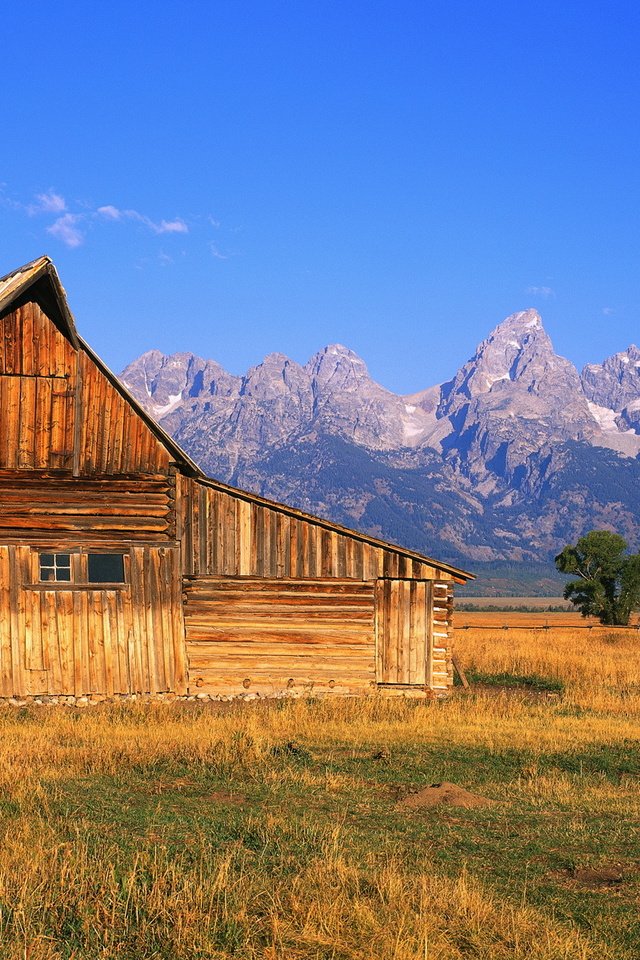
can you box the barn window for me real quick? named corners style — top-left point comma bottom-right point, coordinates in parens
top-left (39, 553), bottom-right (71, 582)
top-left (87, 553), bottom-right (125, 583)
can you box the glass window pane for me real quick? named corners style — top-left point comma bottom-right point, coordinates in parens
top-left (88, 554), bottom-right (125, 583)
top-left (40, 552), bottom-right (73, 582)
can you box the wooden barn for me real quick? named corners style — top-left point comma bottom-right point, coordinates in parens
top-left (0, 256), bottom-right (472, 700)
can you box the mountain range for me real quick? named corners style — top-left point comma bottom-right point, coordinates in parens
top-left (121, 310), bottom-right (640, 567)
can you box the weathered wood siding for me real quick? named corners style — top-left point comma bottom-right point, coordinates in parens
top-left (375, 580), bottom-right (453, 692)
top-left (177, 475), bottom-right (454, 582)
top-left (0, 544), bottom-right (187, 697)
top-left (0, 301), bottom-right (173, 477)
top-left (0, 302), bottom-right (77, 471)
top-left (76, 351), bottom-right (172, 477)
top-left (184, 577), bottom-right (376, 694)
top-left (0, 299), bottom-right (187, 697)
top-left (0, 473), bottom-right (175, 542)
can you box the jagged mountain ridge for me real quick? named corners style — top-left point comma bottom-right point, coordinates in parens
top-left (121, 310), bottom-right (640, 562)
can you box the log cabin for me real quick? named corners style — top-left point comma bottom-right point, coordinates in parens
top-left (0, 256), bottom-right (472, 700)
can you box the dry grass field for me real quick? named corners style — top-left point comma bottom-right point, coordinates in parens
top-left (0, 617), bottom-right (638, 958)
top-left (456, 609), bottom-right (640, 628)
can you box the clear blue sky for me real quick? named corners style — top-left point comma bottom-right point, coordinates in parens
top-left (2, 0), bottom-right (639, 393)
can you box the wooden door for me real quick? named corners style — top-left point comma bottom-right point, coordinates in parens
top-left (375, 579), bottom-right (433, 686)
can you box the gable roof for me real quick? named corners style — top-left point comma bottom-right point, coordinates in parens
top-left (0, 256), bottom-right (80, 348)
top-left (0, 256), bottom-right (473, 581)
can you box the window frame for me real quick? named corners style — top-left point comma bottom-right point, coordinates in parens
top-left (34, 549), bottom-right (129, 589)
top-left (38, 551), bottom-right (72, 583)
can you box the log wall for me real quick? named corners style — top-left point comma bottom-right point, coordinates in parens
top-left (184, 577), bottom-right (376, 694)
top-left (183, 576), bottom-right (454, 696)
top-left (0, 473), bottom-right (175, 543)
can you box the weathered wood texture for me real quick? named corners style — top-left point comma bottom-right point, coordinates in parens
top-left (76, 351), bottom-right (172, 477)
top-left (0, 302), bottom-right (77, 471)
top-left (0, 302), bottom-right (172, 477)
top-left (177, 475), bottom-right (454, 582)
top-left (0, 473), bottom-right (175, 542)
top-left (0, 544), bottom-right (187, 697)
top-left (376, 579), bottom-right (453, 691)
top-left (183, 577), bottom-right (376, 694)
top-left (432, 581), bottom-right (454, 691)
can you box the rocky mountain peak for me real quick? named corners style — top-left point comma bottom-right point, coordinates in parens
top-left (118, 312), bottom-right (640, 562)
top-left (240, 353), bottom-right (310, 401)
top-left (582, 344), bottom-right (640, 433)
top-left (121, 349), bottom-right (239, 418)
top-left (441, 309), bottom-right (557, 404)
top-left (305, 344), bottom-right (369, 391)
top-left (432, 309), bottom-right (606, 481)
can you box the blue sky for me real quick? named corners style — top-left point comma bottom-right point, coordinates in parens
top-left (2, 0), bottom-right (639, 393)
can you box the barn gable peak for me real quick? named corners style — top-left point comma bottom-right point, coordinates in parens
top-left (0, 255), bottom-right (79, 349)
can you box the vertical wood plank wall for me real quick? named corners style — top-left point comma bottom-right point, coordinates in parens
top-left (0, 302), bottom-right (77, 472)
top-left (0, 302), bottom-right (173, 477)
top-left (375, 580), bottom-right (453, 693)
top-left (376, 580), bottom-right (432, 686)
top-left (177, 475), bottom-right (452, 582)
top-left (0, 544), bottom-right (187, 697)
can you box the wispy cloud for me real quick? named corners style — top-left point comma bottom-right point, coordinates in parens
top-left (4, 186), bottom-right (219, 254)
top-left (602, 306), bottom-right (614, 316)
top-left (210, 243), bottom-right (228, 260)
top-left (96, 205), bottom-right (188, 235)
top-left (47, 213), bottom-right (84, 248)
top-left (29, 191), bottom-right (67, 215)
top-left (526, 285), bottom-right (555, 299)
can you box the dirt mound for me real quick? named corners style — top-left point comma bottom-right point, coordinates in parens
top-left (557, 864), bottom-right (627, 888)
top-left (396, 781), bottom-right (495, 811)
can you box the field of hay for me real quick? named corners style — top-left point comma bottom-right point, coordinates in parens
top-left (456, 609), bottom-right (640, 628)
top-left (0, 619), bottom-right (638, 959)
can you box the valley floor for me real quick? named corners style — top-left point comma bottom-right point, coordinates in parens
top-left (0, 622), bottom-right (638, 958)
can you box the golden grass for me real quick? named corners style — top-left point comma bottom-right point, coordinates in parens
top-left (0, 622), bottom-right (637, 957)
top-left (454, 622), bottom-right (640, 715)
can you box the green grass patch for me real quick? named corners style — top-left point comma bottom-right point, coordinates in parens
top-left (462, 669), bottom-right (565, 693)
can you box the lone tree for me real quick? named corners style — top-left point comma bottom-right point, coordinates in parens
top-left (555, 530), bottom-right (640, 626)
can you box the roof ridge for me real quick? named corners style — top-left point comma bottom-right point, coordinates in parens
top-left (0, 254), bottom-right (51, 286)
